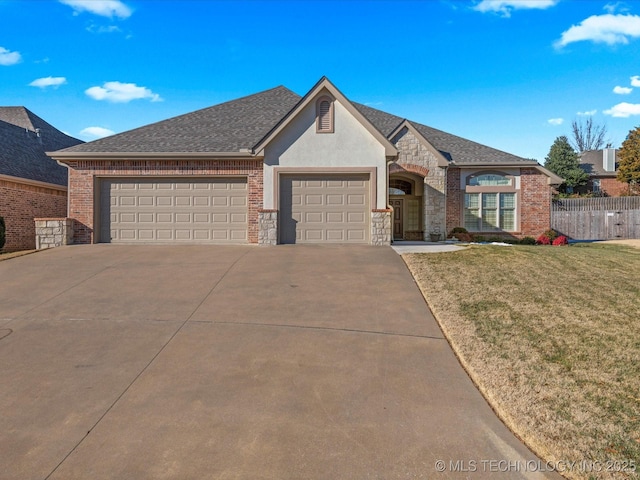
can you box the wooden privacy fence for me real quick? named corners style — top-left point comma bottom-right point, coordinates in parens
top-left (551, 196), bottom-right (640, 240)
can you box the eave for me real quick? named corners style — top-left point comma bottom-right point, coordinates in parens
top-left (47, 151), bottom-right (261, 163)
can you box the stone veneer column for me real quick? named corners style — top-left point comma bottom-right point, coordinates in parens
top-left (371, 209), bottom-right (391, 245)
top-left (34, 218), bottom-right (74, 250)
top-left (258, 209), bottom-right (278, 246)
top-left (391, 127), bottom-right (447, 241)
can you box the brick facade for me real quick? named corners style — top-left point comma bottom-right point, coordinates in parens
top-left (519, 167), bottom-right (552, 236)
top-left (65, 159), bottom-right (263, 244)
top-left (445, 167), bottom-right (552, 238)
top-left (0, 178), bottom-right (67, 252)
top-left (595, 177), bottom-right (631, 197)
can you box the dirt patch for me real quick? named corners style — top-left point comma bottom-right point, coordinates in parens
top-left (599, 239), bottom-right (640, 249)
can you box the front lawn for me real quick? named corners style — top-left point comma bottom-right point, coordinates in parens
top-left (405, 243), bottom-right (639, 480)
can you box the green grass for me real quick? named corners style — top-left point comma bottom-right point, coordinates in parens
top-left (405, 243), bottom-right (640, 480)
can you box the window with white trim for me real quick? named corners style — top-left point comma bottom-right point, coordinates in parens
top-left (464, 193), bottom-right (516, 231)
top-left (316, 96), bottom-right (334, 133)
top-left (463, 172), bottom-right (517, 232)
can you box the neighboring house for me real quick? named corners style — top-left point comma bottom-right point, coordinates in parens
top-left (49, 77), bottom-right (561, 246)
top-left (578, 148), bottom-right (629, 196)
top-left (0, 107), bottom-right (83, 251)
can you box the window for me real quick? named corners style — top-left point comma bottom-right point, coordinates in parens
top-left (316, 96), bottom-right (334, 133)
top-left (463, 171), bottom-right (517, 231)
top-left (464, 192), bottom-right (516, 231)
top-left (467, 173), bottom-right (512, 187)
top-left (592, 178), bottom-right (601, 193)
top-left (389, 179), bottom-right (412, 195)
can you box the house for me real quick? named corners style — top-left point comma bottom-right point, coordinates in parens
top-left (0, 107), bottom-right (83, 251)
top-left (578, 148), bottom-right (630, 196)
top-left (48, 77), bottom-right (561, 246)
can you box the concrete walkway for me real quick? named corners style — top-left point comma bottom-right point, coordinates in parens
top-left (0, 245), bottom-right (558, 479)
top-left (391, 241), bottom-right (466, 254)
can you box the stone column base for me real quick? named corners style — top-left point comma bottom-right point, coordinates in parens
top-left (371, 209), bottom-right (392, 246)
top-left (258, 210), bottom-right (278, 246)
top-left (35, 218), bottom-right (74, 250)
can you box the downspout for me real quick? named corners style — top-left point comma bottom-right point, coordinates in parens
top-left (56, 160), bottom-right (71, 218)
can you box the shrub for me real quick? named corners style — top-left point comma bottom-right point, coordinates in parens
top-left (473, 235), bottom-right (486, 243)
top-left (552, 235), bottom-right (569, 246)
top-left (536, 229), bottom-right (559, 245)
top-left (448, 227), bottom-right (473, 242)
top-left (536, 234), bottom-right (551, 245)
top-left (518, 236), bottom-right (537, 245)
top-left (0, 216), bottom-right (5, 251)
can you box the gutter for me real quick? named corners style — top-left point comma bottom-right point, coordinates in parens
top-left (46, 151), bottom-right (262, 162)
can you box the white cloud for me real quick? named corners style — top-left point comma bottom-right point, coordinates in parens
top-left (604, 2), bottom-right (630, 14)
top-left (631, 75), bottom-right (640, 87)
top-left (577, 109), bottom-right (598, 116)
top-left (548, 117), bottom-right (564, 125)
top-left (613, 85), bottom-right (633, 94)
top-left (59, 0), bottom-right (132, 19)
top-left (0, 46), bottom-right (21, 66)
top-left (473, 0), bottom-right (558, 17)
top-left (85, 81), bottom-right (162, 103)
top-left (29, 76), bottom-right (67, 88)
top-left (604, 102), bottom-right (640, 117)
top-left (80, 126), bottom-right (115, 139)
top-left (555, 14), bottom-right (640, 48)
top-left (87, 24), bottom-right (122, 34)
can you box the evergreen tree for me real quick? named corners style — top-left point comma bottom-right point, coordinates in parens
top-left (544, 136), bottom-right (589, 193)
top-left (617, 126), bottom-right (640, 194)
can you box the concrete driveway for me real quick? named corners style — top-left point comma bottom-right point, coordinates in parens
top-left (0, 245), bottom-right (559, 479)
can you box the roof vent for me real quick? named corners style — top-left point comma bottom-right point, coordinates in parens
top-left (603, 148), bottom-right (616, 172)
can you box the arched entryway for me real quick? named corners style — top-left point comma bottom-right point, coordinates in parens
top-left (389, 172), bottom-right (424, 240)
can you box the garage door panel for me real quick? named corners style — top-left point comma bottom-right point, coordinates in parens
top-left (101, 178), bottom-right (247, 244)
top-left (280, 174), bottom-right (370, 244)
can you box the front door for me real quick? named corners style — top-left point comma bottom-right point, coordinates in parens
top-left (390, 199), bottom-right (403, 240)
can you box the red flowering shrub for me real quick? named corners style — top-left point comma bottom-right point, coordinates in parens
top-left (552, 235), bottom-right (569, 246)
top-left (536, 235), bottom-right (551, 245)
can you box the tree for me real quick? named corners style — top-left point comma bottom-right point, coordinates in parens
top-left (617, 126), bottom-right (640, 194)
top-left (544, 136), bottom-right (589, 193)
top-left (570, 117), bottom-right (608, 152)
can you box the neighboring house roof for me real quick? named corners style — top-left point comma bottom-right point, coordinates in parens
top-left (0, 107), bottom-right (83, 186)
top-left (579, 149), bottom-right (618, 177)
top-left (53, 80), bottom-right (538, 168)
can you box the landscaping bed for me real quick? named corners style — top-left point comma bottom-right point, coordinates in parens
top-left (405, 243), bottom-right (640, 480)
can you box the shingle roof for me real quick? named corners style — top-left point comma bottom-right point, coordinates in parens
top-left (579, 149), bottom-right (618, 177)
top-left (0, 107), bottom-right (83, 186)
top-left (56, 84), bottom-right (534, 166)
top-left (59, 86), bottom-right (301, 154)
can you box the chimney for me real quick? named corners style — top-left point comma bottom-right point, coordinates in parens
top-left (603, 148), bottom-right (615, 173)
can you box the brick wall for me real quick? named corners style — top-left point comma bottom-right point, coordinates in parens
top-left (599, 177), bottom-right (631, 197)
top-left (519, 168), bottom-right (552, 236)
top-left (445, 167), bottom-right (553, 238)
top-left (0, 178), bottom-right (67, 252)
top-left (445, 167), bottom-right (462, 234)
top-left (65, 159), bottom-right (263, 244)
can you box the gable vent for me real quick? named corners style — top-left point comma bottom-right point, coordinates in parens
top-left (316, 96), bottom-right (334, 133)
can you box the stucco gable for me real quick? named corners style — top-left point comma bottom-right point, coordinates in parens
top-left (254, 77), bottom-right (397, 157)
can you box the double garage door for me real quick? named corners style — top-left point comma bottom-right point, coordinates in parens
top-left (100, 174), bottom-right (371, 244)
top-left (280, 174), bottom-right (370, 244)
top-left (100, 178), bottom-right (247, 244)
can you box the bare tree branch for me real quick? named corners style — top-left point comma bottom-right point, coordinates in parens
top-left (570, 117), bottom-right (608, 153)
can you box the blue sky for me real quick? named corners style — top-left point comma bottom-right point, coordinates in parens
top-left (2, 0), bottom-right (640, 162)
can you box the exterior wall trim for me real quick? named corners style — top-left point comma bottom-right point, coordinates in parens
top-left (0, 173), bottom-right (67, 192)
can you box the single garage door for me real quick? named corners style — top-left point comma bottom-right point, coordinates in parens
top-left (280, 174), bottom-right (370, 244)
top-left (100, 177), bottom-right (247, 244)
